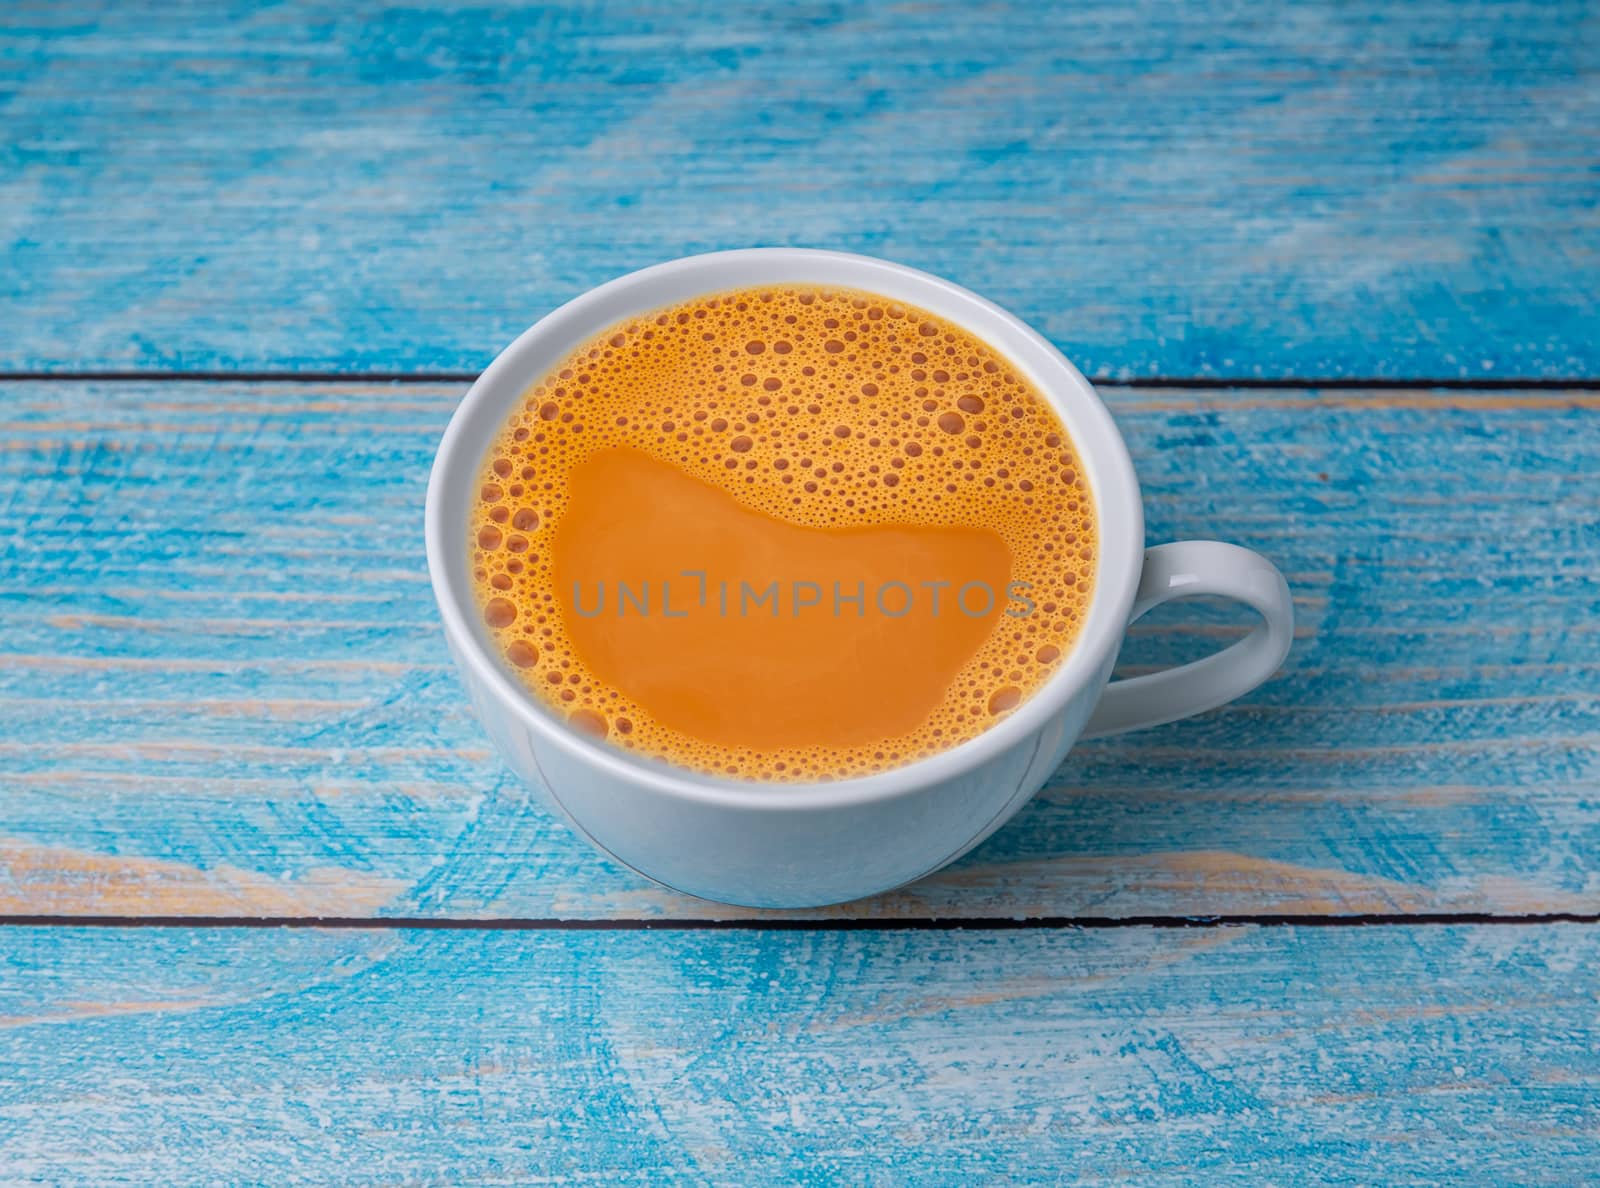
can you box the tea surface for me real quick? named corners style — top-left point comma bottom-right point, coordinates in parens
top-left (469, 286), bottom-right (1096, 780)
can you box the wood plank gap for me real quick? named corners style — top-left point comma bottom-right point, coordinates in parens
top-left (0, 912), bottom-right (1596, 931)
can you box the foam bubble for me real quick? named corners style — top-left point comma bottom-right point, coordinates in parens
top-left (569, 708), bottom-right (608, 738)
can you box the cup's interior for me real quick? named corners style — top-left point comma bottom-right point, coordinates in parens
top-left (426, 249), bottom-right (1144, 802)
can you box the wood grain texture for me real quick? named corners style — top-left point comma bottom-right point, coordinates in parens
top-left (3, 380), bottom-right (1596, 919)
top-left (0, 923), bottom-right (1597, 1182)
top-left (3, 0), bottom-right (1597, 379)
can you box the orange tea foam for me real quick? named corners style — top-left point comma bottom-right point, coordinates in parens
top-left (468, 285), bottom-right (1096, 781)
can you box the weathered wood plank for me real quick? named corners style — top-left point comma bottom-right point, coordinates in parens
top-left (3, 0), bottom-right (1596, 378)
top-left (2, 380), bottom-right (1596, 918)
top-left (0, 923), bottom-right (1596, 1181)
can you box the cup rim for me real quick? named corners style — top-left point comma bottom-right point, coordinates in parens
top-left (425, 248), bottom-right (1144, 812)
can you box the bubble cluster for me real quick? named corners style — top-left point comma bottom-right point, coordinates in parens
top-left (468, 285), bottom-right (1097, 782)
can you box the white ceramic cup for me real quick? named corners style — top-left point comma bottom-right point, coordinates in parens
top-left (427, 249), bottom-right (1293, 908)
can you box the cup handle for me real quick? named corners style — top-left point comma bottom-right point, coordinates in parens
top-left (1081, 540), bottom-right (1294, 739)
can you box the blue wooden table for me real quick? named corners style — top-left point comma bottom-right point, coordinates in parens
top-left (3, 1), bottom-right (1598, 1180)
